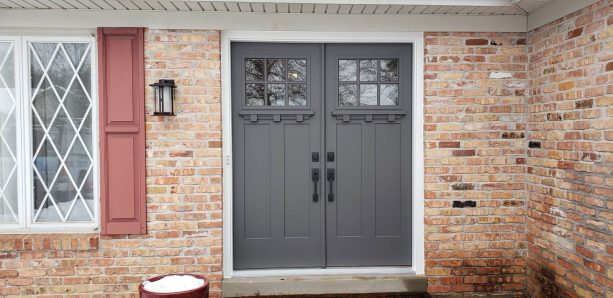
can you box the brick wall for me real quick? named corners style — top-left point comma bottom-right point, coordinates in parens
top-left (0, 29), bottom-right (223, 297)
top-left (0, 6), bottom-right (610, 297)
top-left (526, 1), bottom-right (612, 297)
top-left (424, 32), bottom-right (528, 296)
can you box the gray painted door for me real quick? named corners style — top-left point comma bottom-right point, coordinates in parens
top-left (325, 44), bottom-right (412, 266)
top-left (232, 42), bottom-right (412, 269)
top-left (232, 43), bottom-right (324, 269)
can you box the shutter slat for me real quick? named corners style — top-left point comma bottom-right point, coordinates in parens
top-left (98, 27), bottom-right (146, 235)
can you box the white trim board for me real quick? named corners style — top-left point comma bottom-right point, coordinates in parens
top-left (0, 10), bottom-right (527, 32)
top-left (221, 31), bottom-right (425, 278)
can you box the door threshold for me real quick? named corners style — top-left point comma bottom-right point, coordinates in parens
top-left (222, 272), bottom-right (426, 298)
top-left (230, 267), bottom-right (416, 278)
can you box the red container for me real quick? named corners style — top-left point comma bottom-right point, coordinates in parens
top-left (139, 274), bottom-right (209, 298)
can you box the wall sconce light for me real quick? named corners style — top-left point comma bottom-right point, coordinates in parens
top-left (150, 79), bottom-right (176, 116)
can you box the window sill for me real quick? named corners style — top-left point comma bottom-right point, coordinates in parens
top-left (0, 233), bottom-right (99, 252)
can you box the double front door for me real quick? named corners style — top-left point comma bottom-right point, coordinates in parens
top-left (232, 43), bottom-right (412, 269)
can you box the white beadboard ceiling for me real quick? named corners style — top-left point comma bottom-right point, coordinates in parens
top-left (0, 0), bottom-right (554, 15)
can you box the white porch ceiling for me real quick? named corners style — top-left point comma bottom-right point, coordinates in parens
top-left (0, 0), bottom-right (554, 15)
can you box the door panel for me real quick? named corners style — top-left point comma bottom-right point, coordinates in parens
top-left (325, 44), bottom-right (412, 266)
top-left (232, 43), bottom-right (324, 269)
top-left (232, 42), bottom-right (412, 269)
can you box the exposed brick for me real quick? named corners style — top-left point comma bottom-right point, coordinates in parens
top-left (567, 27), bottom-right (584, 39)
top-left (466, 38), bottom-right (489, 45)
top-left (501, 132), bottom-right (525, 139)
top-left (527, 2), bottom-right (610, 298)
top-left (575, 98), bottom-right (593, 109)
top-left (439, 141), bottom-right (461, 148)
top-left (452, 149), bottom-right (476, 156)
top-left (451, 183), bottom-right (475, 191)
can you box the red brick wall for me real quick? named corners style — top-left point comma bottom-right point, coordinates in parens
top-left (0, 29), bottom-right (223, 297)
top-left (526, 1), bottom-right (612, 297)
top-left (424, 32), bottom-right (528, 296)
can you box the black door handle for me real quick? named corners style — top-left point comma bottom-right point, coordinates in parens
top-left (327, 169), bottom-right (335, 202)
top-left (311, 169), bottom-right (320, 202)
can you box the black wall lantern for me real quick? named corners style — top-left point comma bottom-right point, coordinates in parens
top-left (150, 79), bottom-right (176, 116)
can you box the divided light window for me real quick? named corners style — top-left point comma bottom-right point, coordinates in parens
top-left (0, 36), bottom-right (98, 231)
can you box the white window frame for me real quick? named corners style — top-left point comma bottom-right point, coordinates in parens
top-left (0, 34), bottom-right (99, 233)
top-left (221, 31), bottom-right (425, 278)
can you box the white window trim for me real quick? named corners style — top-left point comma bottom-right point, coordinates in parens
top-left (0, 34), bottom-right (99, 234)
top-left (221, 31), bottom-right (425, 278)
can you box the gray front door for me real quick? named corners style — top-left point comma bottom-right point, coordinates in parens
top-left (232, 42), bottom-right (412, 269)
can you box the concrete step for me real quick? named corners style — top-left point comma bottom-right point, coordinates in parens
top-left (222, 274), bottom-right (428, 298)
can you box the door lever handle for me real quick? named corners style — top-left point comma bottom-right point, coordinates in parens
top-left (311, 169), bottom-right (320, 202)
top-left (327, 169), bottom-right (335, 202)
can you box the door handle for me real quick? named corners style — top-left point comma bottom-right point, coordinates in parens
top-left (327, 169), bottom-right (335, 202)
top-left (311, 169), bottom-right (320, 202)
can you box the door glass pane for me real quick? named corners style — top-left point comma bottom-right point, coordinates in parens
top-left (30, 42), bottom-right (94, 223)
top-left (380, 84), bottom-right (399, 105)
top-left (359, 84), bottom-right (377, 106)
top-left (267, 59), bottom-right (286, 81)
top-left (288, 84), bottom-right (307, 106)
top-left (380, 59), bottom-right (399, 81)
top-left (359, 60), bottom-right (377, 81)
top-left (267, 84), bottom-right (286, 106)
top-left (338, 84), bottom-right (357, 106)
top-left (245, 59), bottom-right (264, 81)
top-left (288, 59), bottom-right (306, 81)
top-left (0, 41), bottom-right (18, 223)
top-left (338, 60), bottom-right (357, 82)
top-left (245, 83), bottom-right (265, 106)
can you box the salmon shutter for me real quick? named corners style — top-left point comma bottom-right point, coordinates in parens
top-left (98, 28), bottom-right (146, 235)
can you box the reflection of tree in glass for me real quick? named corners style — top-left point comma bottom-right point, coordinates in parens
top-left (380, 59), bottom-right (399, 81)
top-left (359, 84), bottom-right (377, 105)
top-left (338, 60), bottom-right (357, 81)
top-left (267, 59), bottom-right (286, 81)
top-left (245, 84), bottom-right (265, 106)
top-left (267, 84), bottom-right (285, 106)
top-left (359, 60), bottom-right (377, 81)
top-left (245, 59), bottom-right (264, 81)
top-left (338, 84), bottom-right (357, 106)
top-left (288, 59), bottom-right (306, 81)
top-left (288, 84), bottom-right (307, 106)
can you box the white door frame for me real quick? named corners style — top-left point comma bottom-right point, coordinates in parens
top-left (221, 31), bottom-right (425, 278)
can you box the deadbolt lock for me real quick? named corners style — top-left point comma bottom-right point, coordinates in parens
top-left (312, 152), bottom-right (319, 162)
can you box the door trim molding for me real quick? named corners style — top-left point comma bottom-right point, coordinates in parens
top-left (221, 31), bottom-right (425, 278)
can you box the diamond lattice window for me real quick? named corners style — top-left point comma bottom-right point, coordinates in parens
top-left (0, 36), bottom-right (97, 231)
top-left (0, 41), bottom-right (18, 224)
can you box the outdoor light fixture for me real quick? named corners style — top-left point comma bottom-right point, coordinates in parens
top-left (150, 79), bottom-right (176, 116)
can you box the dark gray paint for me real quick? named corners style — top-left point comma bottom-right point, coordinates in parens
top-left (232, 43), bottom-right (324, 269)
top-left (232, 42), bottom-right (412, 269)
top-left (325, 44), bottom-right (412, 266)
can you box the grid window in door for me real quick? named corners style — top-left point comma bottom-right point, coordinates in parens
top-left (338, 58), bottom-right (399, 106)
top-left (0, 36), bottom-right (98, 231)
top-left (245, 58), bottom-right (308, 106)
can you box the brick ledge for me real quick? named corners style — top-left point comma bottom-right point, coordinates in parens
top-left (0, 233), bottom-right (99, 252)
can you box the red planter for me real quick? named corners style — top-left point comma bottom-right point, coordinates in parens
top-left (139, 274), bottom-right (209, 298)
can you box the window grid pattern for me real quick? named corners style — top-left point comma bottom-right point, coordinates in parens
top-left (245, 58), bottom-right (308, 107)
top-left (29, 42), bottom-right (95, 223)
top-left (338, 58), bottom-right (399, 107)
top-left (0, 42), bottom-right (18, 224)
